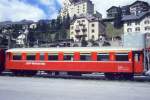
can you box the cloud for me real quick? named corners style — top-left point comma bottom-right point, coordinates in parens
top-left (39, 0), bottom-right (60, 19)
top-left (0, 0), bottom-right (47, 21)
top-left (57, 0), bottom-right (63, 6)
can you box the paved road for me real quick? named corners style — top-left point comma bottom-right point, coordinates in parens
top-left (0, 76), bottom-right (150, 100)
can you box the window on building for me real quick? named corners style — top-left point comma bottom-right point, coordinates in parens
top-left (116, 53), bottom-right (128, 61)
top-left (71, 26), bottom-right (74, 29)
top-left (80, 54), bottom-right (91, 61)
top-left (83, 6), bottom-right (85, 10)
top-left (13, 54), bottom-right (22, 60)
top-left (127, 22), bottom-right (132, 26)
top-left (92, 29), bottom-right (95, 33)
top-left (135, 21), bottom-right (140, 25)
top-left (91, 24), bottom-right (95, 27)
top-left (77, 9), bottom-right (79, 13)
top-left (71, 32), bottom-right (74, 35)
top-left (77, 20), bottom-right (80, 23)
top-left (27, 54), bottom-right (36, 60)
top-left (97, 53), bottom-right (109, 61)
top-left (83, 4), bottom-right (85, 7)
top-left (127, 28), bottom-right (132, 32)
top-left (48, 54), bottom-right (58, 61)
top-left (145, 26), bottom-right (150, 31)
top-left (144, 20), bottom-right (150, 24)
top-left (135, 27), bottom-right (140, 32)
top-left (82, 20), bottom-right (85, 22)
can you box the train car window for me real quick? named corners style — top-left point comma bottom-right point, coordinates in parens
top-left (80, 54), bottom-right (91, 61)
top-left (48, 54), bottom-right (58, 61)
top-left (134, 53), bottom-right (140, 62)
top-left (97, 53), bottom-right (109, 61)
top-left (116, 53), bottom-right (128, 61)
top-left (13, 54), bottom-right (22, 60)
top-left (27, 54), bottom-right (36, 60)
top-left (40, 53), bottom-right (45, 60)
top-left (64, 54), bottom-right (73, 61)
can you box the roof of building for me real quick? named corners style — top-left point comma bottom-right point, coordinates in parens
top-left (71, 14), bottom-right (101, 24)
top-left (72, 0), bottom-right (93, 5)
top-left (107, 6), bottom-right (120, 12)
top-left (121, 5), bottom-right (130, 10)
top-left (122, 10), bottom-right (150, 21)
top-left (130, 0), bottom-right (149, 7)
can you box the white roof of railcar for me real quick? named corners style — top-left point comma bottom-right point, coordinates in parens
top-left (6, 47), bottom-right (143, 53)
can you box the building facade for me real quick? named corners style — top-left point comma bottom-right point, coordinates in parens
top-left (129, 1), bottom-right (150, 15)
top-left (107, 6), bottom-right (122, 18)
top-left (60, 0), bottom-right (94, 18)
top-left (70, 15), bottom-right (105, 41)
top-left (121, 5), bottom-right (130, 16)
top-left (122, 11), bottom-right (150, 34)
top-left (106, 1), bottom-right (150, 19)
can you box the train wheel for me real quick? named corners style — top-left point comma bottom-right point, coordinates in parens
top-left (12, 70), bottom-right (23, 76)
top-left (0, 65), bottom-right (4, 74)
top-left (68, 72), bottom-right (82, 76)
top-left (23, 71), bottom-right (37, 76)
top-left (122, 73), bottom-right (134, 80)
top-left (12, 70), bottom-right (37, 76)
top-left (0, 69), bottom-right (3, 74)
top-left (104, 73), bottom-right (115, 80)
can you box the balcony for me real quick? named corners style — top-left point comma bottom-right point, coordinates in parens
top-left (82, 28), bottom-right (87, 32)
top-left (75, 34), bottom-right (87, 39)
top-left (75, 27), bottom-right (80, 33)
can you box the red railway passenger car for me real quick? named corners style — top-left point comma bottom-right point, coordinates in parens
top-left (5, 47), bottom-right (147, 79)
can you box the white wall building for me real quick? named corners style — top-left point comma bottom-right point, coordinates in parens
top-left (60, 0), bottom-right (94, 18)
top-left (16, 34), bottom-right (26, 45)
top-left (122, 11), bottom-right (150, 34)
top-left (70, 15), bottom-right (105, 41)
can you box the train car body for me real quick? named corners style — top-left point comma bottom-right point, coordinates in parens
top-left (5, 47), bottom-right (145, 78)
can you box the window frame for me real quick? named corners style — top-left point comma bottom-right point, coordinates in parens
top-left (115, 53), bottom-right (129, 61)
top-left (97, 53), bottom-right (109, 61)
top-left (63, 53), bottom-right (74, 61)
top-left (80, 53), bottom-right (91, 61)
top-left (48, 54), bottom-right (58, 61)
top-left (26, 53), bottom-right (36, 61)
top-left (12, 53), bottom-right (22, 60)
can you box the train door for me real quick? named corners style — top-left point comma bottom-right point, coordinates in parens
top-left (133, 51), bottom-right (144, 74)
top-left (145, 49), bottom-right (150, 75)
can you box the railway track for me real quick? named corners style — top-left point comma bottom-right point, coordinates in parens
top-left (1, 71), bottom-right (150, 82)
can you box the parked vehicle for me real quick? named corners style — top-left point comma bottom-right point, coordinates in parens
top-left (3, 47), bottom-right (149, 79)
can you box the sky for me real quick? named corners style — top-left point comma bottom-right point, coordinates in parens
top-left (0, 0), bottom-right (150, 22)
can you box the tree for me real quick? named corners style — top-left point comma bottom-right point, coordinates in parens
top-left (56, 16), bottom-right (62, 30)
top-left (50, 19), bottom-right (56, 31)
top-left (114, 10), bottom-right (123, 28)
top-left (64, 14), bottom-right (70, 29)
